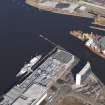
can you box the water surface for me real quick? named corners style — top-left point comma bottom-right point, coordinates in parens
top-left (0, 0), bottom-right (105, 95)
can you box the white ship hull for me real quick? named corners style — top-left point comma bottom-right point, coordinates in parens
top-left (16, 55), bottom-right (42, 77)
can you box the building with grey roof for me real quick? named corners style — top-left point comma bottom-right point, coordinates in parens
top-left (0, 46), bottom-right (78, 105)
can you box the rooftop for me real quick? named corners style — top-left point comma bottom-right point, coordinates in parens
top-left (12, 84), bottom-right (46, 105)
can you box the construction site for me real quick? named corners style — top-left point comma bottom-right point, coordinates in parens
top-left (47, 62), bottom-right (105, 105)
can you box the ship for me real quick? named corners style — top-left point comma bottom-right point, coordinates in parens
top-left (25, 0), bottom-right (105, 29)
top-left (70, 30), bottom-right (105, 59)
top-left (16, 55), bottom-right (42, 77)
top-left (89, 25), bottom-right (105, 32)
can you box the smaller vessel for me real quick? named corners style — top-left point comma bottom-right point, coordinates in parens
top-left (89, 26), bottom-right (105, 32)
top-left (70, 30), bottom-right (105, 59)
top-left (16, 55), bottom-right (42, 77)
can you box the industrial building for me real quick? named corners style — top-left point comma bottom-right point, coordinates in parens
top-left (0, 46), bottom-right (78, 105)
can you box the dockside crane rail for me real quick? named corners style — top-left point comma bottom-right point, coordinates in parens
top-left (39, 34), bottom-right (57, 46)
